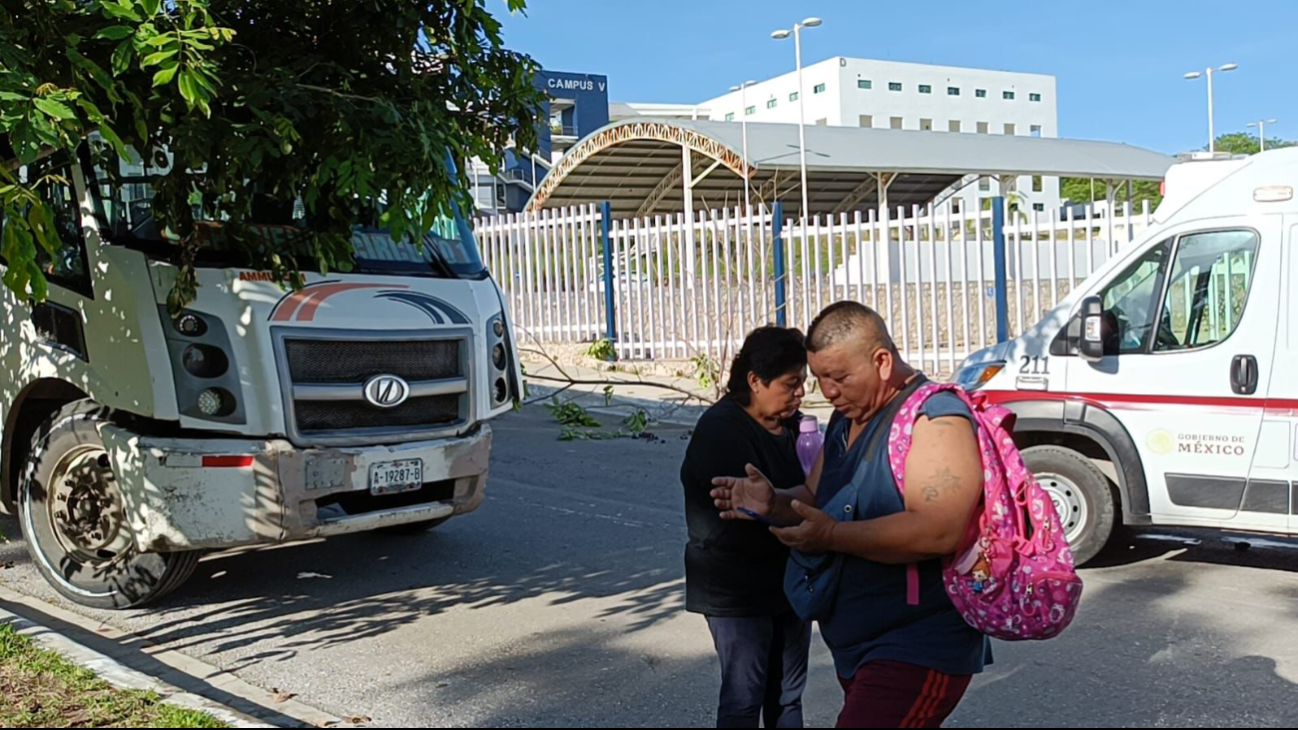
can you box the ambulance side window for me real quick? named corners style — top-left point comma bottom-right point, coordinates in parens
top-left (1153, 230), bottom-right (1260, 352)
top-left (1100, 239), bottom-right (1171, 354)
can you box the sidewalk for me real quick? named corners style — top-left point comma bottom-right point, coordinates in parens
top-left (522, 356), bottom-right (837, 427)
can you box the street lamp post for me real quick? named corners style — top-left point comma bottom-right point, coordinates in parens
top-left (729, 80), bottom-right (757, 216)
top-left (1184, 63), bottom-right (1238, 153)
top-left (1247, 118), bottom-right (1279, 152)
top-left (771, 16), bottom-right (822, 223)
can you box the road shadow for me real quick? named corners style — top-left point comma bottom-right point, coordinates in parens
top-left (1086, 528), bottom-right (1298, 574)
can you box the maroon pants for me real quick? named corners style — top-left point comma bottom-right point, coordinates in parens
top-left (836, 661), bottom-right (972, 729)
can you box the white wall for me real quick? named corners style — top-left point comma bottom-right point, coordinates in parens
top-left (702, 57), bottom-right (1064, 214)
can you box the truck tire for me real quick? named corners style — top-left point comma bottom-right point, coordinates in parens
top-left (1020, 445), bottom-right (1117, 567)
top-left (378, 516), bottom-right (451, 535)
top-left (18, 401), bottom-right (200, 609)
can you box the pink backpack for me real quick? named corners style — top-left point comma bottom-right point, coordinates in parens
top-left (886, 382), bottom-right (1083, 641)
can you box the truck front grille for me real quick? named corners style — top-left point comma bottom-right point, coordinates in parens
top-left (276, 331), bottom-right (470, 445)
top-left (285, 339), bottom-right (461, 383)
top-left (294, 395), bottom-right (461, 432)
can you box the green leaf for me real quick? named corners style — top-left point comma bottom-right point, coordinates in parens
top-left (142, 0), bottom-right (162, 15)
top-left (141, 49), bottom-right (178, 67)
top-left (27, 261), bottom-right (48, 301)
top-left (33, 98), bottom-right (78, 121)
top-left (178, 70), bottom-right (197, 108)
top-left (95, 123), bottom-right (130, 158)
top-left (112, 40), bottom-right (134, 74)
top-left (95, 25), bottom-right (135, 40)
top-left (0, 92), bottom-right (25, 102)
top-left (145, 34), bottom-right (175, 48)
top-left (153, 65), bottom-right (179, 87)
top-left (102, 2), bottom-right (142, 22)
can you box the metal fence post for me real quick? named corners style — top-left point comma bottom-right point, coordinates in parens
top-left (600, 201), bottom-right (616, 355)
top-left (992, 197), bottom-right (1010, 343)
top-left (772, 201), bottom-right (787, 327)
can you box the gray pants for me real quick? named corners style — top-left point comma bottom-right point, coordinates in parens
top-left (706, 612), bottom-right (812, 729)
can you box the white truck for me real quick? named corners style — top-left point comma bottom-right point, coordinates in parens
top-left (955, 147), bottom-right (1298, 565)
top-left (1, 145), bottom-right (521, 608)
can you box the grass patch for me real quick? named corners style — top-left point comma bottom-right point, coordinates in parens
top-left (0, 623), bottom-right (228, 728)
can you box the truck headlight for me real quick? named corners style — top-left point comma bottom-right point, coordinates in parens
top-left (954, 361), bottom-right (1006, 391)
top-left (197, 388), bottom-right (236, 418)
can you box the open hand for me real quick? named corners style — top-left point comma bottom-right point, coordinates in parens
top-left (771, 501), bottom-right (837, 553)
top-left (711, 464), bottom-right (775, 521)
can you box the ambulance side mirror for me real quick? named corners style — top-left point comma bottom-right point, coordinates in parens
top-left (1079, 296), bottom-right (1106, 362)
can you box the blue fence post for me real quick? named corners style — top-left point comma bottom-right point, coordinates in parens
top-left (600, 201), bottom-right (617, 356)
top-left (772, 201), bottom-right (787, 328)
top-left (991, 197), bottom-right (1010, 343)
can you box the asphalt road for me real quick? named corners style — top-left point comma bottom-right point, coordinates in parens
top-left (2, 405), bottom-right (1297, 727)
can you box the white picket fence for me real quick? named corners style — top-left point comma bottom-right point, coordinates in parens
top-left (476, 201), bottom-right (1154, 375)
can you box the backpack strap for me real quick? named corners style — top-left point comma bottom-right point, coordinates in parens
top-left (885, 381), bottom-right (982, 606)
top-left (856, 377), bottom-right (931, 607)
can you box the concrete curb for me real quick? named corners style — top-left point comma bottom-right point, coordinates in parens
top-left (0, 605), bottom-right (270, 728)
top-left (0, 586), bottom-right (363, 729)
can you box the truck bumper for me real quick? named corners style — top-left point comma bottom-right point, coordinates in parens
top-left (99, 424), bottom-right (492, 552)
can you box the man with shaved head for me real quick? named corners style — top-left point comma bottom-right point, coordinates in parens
top-left (712, 302), bottom-right (992, 728)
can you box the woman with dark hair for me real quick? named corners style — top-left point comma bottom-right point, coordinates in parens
top-left (680, 326), bottom-right (811, 729)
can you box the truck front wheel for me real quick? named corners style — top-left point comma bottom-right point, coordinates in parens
top-left (1020, 445), bottom-right (1118, 567)
top-left (18, 401), bottom-right (199, 609)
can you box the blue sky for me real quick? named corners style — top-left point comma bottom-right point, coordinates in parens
top-left (496, 0), bottom-right (1296, 154)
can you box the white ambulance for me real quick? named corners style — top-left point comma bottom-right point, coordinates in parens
top-left (1, 143), bottom-right (521, 607)
top-left (955, 147), bottom-right (1298, 565)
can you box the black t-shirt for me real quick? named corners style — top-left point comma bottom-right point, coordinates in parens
top-left (680, 397), bottom-right (807, 617)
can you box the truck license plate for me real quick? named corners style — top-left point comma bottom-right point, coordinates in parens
top-left (369, 460), bottom-right (424, 496)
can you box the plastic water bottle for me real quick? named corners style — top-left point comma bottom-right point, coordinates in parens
top-left (796, 416), bottom-right (823, 478)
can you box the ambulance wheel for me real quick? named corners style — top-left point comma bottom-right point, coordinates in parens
top-left (18, 400), bottom-right (200, 609)
top-left (1021, 445), bottom-right (1116, 567)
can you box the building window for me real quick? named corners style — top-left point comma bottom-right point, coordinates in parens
top-left (977, 121), bottom-right (989, 134)
top-left (1033, 203), bottom-right (1046, 212)
top-left (976, 89), bottom-right (987, 98)
top-left (1030, 93), bottom-right (1042, 102)
top-left (1031, 125), bottom-right (1042, 138)
top-left (1003, 91), bottom-right (1016, 100)
top-left (979, 177), bottom-right (991, 192)
top-left (889, 82), bottom-right (902, 92)
top-left (789, 91), bottom-right (799, 101)
top-left (948, 120), bottom-right (962, 133)
top-left (1032, 176), bottom-right (1044, 193)
top-left (920, 118), bottom-right (933, 131)
top-left (859, 114), bottom-right (873, 128)
top-left (814, 83), bottom-right (826, 94)
top-left (745, 105), bottom-right (756, 116)
top-left (724, 112), bottom-right (735, 122)
top-left (950, 199), bottom-right (963, 214)
top-left (1004, 123), bottom-right (1016, 135)
top-left (767, 98), bottom-right (777, 109)
top-left (858, 79), bottom-right (872, 90)
top-left (890, 116), bottom-right (904, 129)
top-left (919, 84), bottom-right (932, 94)
top-left (948, 86), bottom-right (960, 96)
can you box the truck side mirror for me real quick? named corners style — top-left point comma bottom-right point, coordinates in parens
top-left (1079, 296), bottom-right (1105, 362)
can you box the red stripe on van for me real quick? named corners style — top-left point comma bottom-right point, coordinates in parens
top-left (983, 390), bottom-right (1298, 413)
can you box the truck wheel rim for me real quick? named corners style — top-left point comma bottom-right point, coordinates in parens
top-left (47, 445), bottom-right (130, 565)
top-left (1037, 471), bottom-right (1089, 546)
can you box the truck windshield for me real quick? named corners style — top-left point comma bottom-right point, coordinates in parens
top-left (88, 152), bottom-right (485, 279)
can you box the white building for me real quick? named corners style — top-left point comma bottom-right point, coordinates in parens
top-left (697, 57), bottom-right (1061, 214)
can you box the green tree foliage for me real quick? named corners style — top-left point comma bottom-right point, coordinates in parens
top-left (1, 0), bottom-right (544, 305)
top-left (1061, 132), bottom-right (1296, 211)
